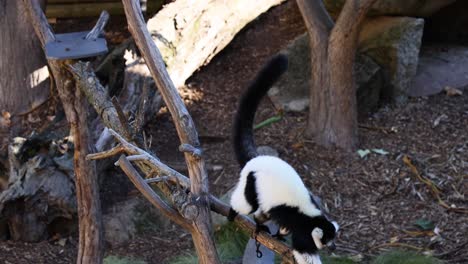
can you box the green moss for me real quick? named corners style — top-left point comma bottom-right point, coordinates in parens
top-left (372, 251), bottom-right (442, 264)
top-left (103, 255), bottom-right (147, 264)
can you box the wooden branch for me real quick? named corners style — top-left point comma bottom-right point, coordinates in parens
top-left (85, 10), bottom-right (109, 40)
top-left (22, 0), bottom-right (56, 48)
top-left (121, 1), bottom-right (219, 263)
top-left (86, 145), bottom-right (125, 160)
top-left (332, 0), bottom-right (378, 39)
top-left (68, 62), bottom-right (133, 140)
top-left (121, 0), bottom-right (202, 153)
top-left (209, 197), bottom-right (295, 263)
top-left (295, 0), bottom-right (333, 40)
top-left (106, 129), bottom-right (190, 187)
top-left (116, 155), bottom-right (193, 231)
top-left (88, 128), bottom-right (296, 263)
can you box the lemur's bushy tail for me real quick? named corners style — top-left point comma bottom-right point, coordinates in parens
top-left (233, 54), bottom-right (288, 168)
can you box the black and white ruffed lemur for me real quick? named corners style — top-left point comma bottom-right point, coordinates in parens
top-left (227, 54), bottom-right (339, 264)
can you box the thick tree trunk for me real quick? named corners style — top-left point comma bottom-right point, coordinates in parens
top-left (296, 0), bottom-right (376, 150)
top-left (22, 1), bottom-right (103, 263)
top-left (0, 0), bottom-right (49, 115)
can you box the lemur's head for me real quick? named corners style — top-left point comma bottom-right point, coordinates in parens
top-left (311, 216), bottom-right (339, 251)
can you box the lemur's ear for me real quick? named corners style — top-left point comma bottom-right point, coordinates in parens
top-left (332, 221), bottom-right (339, 232)
top-left (311, 227), bottom-right (324, 249)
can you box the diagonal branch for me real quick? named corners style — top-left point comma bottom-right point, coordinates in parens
top-left (22, 0), bottom-right (55, 48)
top-left (69, 62), bottom-right (133, 141)
top-left (121, 1), bottom-right (218, 263)
top-left (296, 0), bottom-right (334, 45)
top-left (86, 10), bottom-right (110, 40)
top-left (116, 155), bottom-right (193, 231)
top-left (332, 0), bottom-right (377, 40)
top-left (89, 128), bottom-right (295, 263)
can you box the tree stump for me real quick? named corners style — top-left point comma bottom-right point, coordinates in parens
top-left (0, 136), bottom-right (76, 241)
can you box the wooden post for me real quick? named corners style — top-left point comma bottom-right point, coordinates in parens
top-left (21, 1), bottom-right (104, 263)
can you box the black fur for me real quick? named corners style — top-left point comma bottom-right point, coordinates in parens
top-left (233, 54), bottom-right (288, 167)
top-left (228, 208), bottom-right (238, 222)
top-left (269, 206), bottom-right (336, 254)
top-left (230, 54), bottom-right (338, 257)
top-left (245, 172), bottom-right (259, 214)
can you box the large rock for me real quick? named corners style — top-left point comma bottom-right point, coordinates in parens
top-left (409, 45), bottom-right (468, 96)
top-left (270, 16), bottom-right (423, 112)
top-left (359, 16), bottom-right (424, 103)
top-left (269, 33), bottom-right (385, 114)
top-left (324, 0), bottom-right (455, 18)
top-left (103, 196), bottom-right (171, 247)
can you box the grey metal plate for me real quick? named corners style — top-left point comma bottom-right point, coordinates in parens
top-left (45, 31), bottom-right (108, 60)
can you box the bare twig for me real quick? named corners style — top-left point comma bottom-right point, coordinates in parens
top-left (106, 128), bottom-right (190, 185)
top-left (133, 78), bottom-right (150, 135)
top-left (403, 155), bottom-right (468, 214)
top-left (111, 97), bottom-right (132, 140)
top-left (86, 145), bottom-right (125, 160)
top-left (85, 11), bottom-right (109, 40)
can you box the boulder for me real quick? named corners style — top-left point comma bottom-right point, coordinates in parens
top-left (270, 16), bottom-right (423, 112)
top-left (103, 196), bottom-right (171, 247)
top-left (324, 0), bottom-right (455, 18)
top-left (269, 33), bottom-right (385, 114)
top-left (409, 45), bottom-right (468, 96)
top-left (359, 16), bottom-right (424, 103)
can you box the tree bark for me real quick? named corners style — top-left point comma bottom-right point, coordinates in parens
top-left (296, 0), bottom-right (377, 150)
top-left (0, 0), bottom-right (49, 115)
top-left (22, 1), bottom-right (103, 263)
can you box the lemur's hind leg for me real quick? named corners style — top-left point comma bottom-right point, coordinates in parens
top-left (253, 211), bottom-right (270, 234)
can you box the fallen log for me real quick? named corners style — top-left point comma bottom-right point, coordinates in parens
top-left (144, 0), bottom-right (286, 87)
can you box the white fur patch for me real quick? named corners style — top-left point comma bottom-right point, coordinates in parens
top-left (233, 156), bottom-right (322, 217)
top-left (230, 177), bottom-right (253, 215)
top-left (332, 221), bottom-right (340, 232)
top-left (293, 251), bottom-right (322, 264)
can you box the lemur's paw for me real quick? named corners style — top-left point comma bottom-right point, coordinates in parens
top-left (312, 227), bottom-right (323, 239)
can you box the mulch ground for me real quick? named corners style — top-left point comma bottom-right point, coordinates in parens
top-left (0, 1), bottom-right (467, 263)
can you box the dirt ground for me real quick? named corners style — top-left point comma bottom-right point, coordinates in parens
top-left (0, 1), bottom-right (467, 264)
